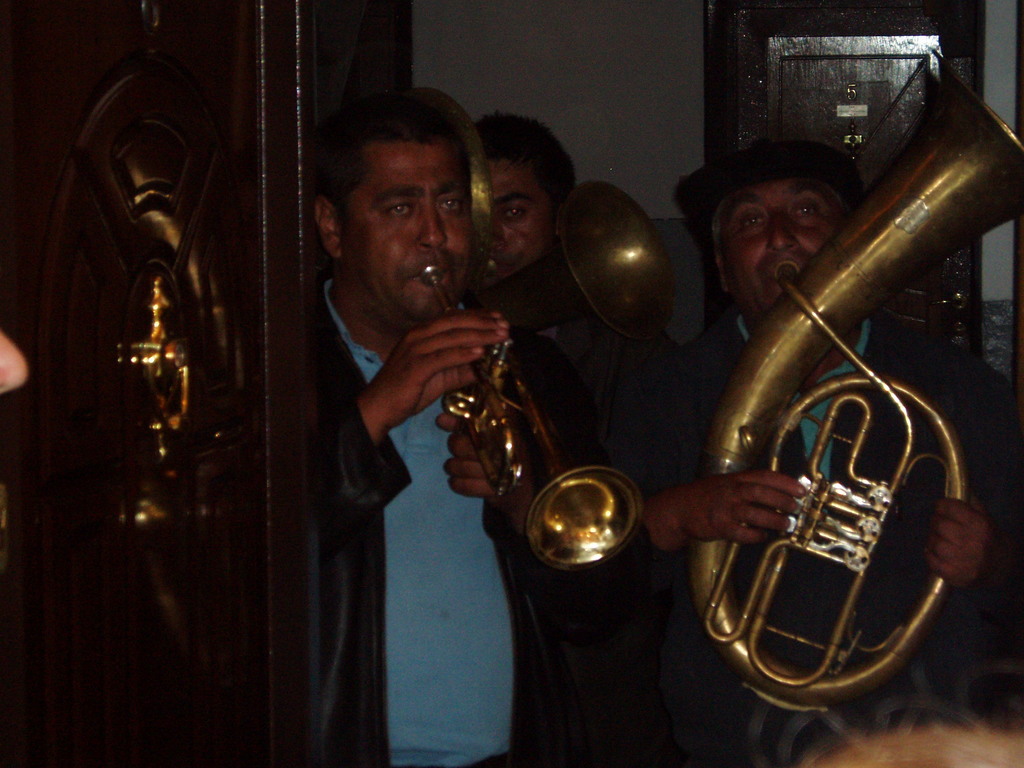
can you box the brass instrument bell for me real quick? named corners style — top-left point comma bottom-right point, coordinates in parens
top-left (690, 59), bottom-right (1024, 709)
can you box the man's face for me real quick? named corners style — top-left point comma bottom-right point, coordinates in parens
top-left (485, 159), bottom-right (557, 286)
top-left (316, 139), bottom-right (471, 347)
top-left (715, 177), bottom-right (846, 325)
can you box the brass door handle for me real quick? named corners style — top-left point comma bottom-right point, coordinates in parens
top-left (122, 275), bottom-right (190, 450)
top-left (929, 291), bottom-right (969, 336)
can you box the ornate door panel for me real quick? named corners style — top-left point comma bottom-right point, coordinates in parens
top-left (766, 39), bottom-right (974, 345)
top-left (766, 37), bottom-right (938, 186)
top-left (34, 55), bottom-right (263, 766)
top-left (2, 2), bottom-right (315, 766)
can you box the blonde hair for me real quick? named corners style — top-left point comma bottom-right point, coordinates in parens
top-left (798, 724), bottom-right (1024, 768)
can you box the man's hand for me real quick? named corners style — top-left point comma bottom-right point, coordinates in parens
top-left (357, 310), bottom-right (509, 444)
top-left (437, 411), bottom-right (534, 534)
top-left (643, 470), bottom-right (805, 552)
top-left (927, 497), bottom-right (1012, 588)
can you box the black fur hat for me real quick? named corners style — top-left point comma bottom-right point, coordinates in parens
top-left (675, 140), bottom-right (864, 259)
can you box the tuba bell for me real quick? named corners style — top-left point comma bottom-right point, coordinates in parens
top-left (690, 58), bottom-right (1024, 709)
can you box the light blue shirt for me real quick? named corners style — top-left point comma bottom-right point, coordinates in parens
top-left (325, 284), bottom-right (514, 766)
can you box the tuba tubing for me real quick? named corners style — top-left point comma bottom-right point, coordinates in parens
top-left (690, 59), bottom-right (1024, 708)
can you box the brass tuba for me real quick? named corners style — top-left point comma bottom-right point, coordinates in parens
top-left (690, 59), bottom-right (1024, 709)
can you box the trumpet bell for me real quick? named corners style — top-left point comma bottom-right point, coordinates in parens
top-left (527, 466), bottom-right (642, 569)
top-left (475, 181), bottom-right (675, 340)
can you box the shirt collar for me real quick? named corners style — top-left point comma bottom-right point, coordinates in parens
top-left (324, 279), bottom-right (383, 379)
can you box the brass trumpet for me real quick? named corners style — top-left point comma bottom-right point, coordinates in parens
top-left (407, 87), bottom-right (647, 569)
top-left (421, 263), bottom-right (642, 569)
top-left (421, 263), bottom-right (522, 495)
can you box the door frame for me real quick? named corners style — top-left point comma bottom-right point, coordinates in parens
top-left (260, 0), bottom-right (319, 762)
top-left (1016, 0), bottom-right (1024, 418)
top-left (0, 0), bottom-right (28, 760)
top-left (0, 0), bottom-right (319, 764)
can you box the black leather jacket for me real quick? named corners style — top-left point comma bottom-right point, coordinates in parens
top-left (314, 302), bottom-right (649, 768)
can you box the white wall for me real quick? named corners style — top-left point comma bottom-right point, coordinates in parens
top-left (413, 0), bottom-right (1019, 303)
top-left (412, 1), bottom-right (703, 220)
top-left (982, 0), bottom-right (1018, 302)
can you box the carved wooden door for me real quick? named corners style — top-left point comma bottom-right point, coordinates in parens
top-left (1, 2), bottom-right (315, 766)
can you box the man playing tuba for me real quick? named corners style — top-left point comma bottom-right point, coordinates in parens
top-left (608, 139), bottom-right (1024, 767)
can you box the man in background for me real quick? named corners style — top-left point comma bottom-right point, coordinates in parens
top-left (476, 111), bottom-right (684, 768)
top-left (475, 112), bottom-right (678, 444)
top-left (475, 112), bottom-right (575, 287)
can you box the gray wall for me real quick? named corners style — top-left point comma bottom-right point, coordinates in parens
top-left (412, 1), bottom-right (703, 220)
top-left (412, 0), bottom-right (1019, 315)
top-left (412, 1), bottom-right (707, 344)
top-left (982, 0), bottom-right (1018, 303)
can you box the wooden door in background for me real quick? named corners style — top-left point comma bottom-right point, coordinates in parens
top-left (0, 1), bottom-right (315, 766)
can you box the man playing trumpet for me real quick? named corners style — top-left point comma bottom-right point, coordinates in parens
top-left (312, 92), bottom-right (646, 768)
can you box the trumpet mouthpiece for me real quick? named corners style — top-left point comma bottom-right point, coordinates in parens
top-left (420, 264), bottom-right (456, 311)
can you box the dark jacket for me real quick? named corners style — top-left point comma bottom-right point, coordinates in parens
top-left (609, 307), bottom-right (1024, 768)
top-left (314, 300), bottom-right (649, 768)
